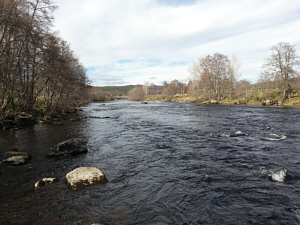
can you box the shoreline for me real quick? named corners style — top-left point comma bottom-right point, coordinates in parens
top-left (145, 94), bottom-right (300, 107)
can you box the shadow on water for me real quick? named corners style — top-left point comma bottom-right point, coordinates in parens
top-left (1, 101), bottom-right (300, 224)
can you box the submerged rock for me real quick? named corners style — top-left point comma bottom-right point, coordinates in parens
top-left (229, 131), bottom-right (248, 137)
top-left (218, 131), bottom-right (248, 138)
top-left (5, 151), bottom-right (31, 159)
top-left (156, 144), bottom-right (172, 149)
top-left (47, 138), bottom-right (87, 157)
top-left (66, 167), bottom-right (107, 190)
top-left (34, 178), bottom-right (59, 190)
top-left (1, 151), bottom-right (32, 165)
top-left (2, 156), bottom-right (29, 165)
top-left (261, 133), bottom-right (286, 141)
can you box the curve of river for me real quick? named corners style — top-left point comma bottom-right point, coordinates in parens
top-left (1, 101), bottom-right (300, 224)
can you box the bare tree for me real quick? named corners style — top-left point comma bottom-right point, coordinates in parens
top-left (143, 81), bottom-right (150, 96)
top-left (236, 80), bottom-right (252, 99)
top-left (189, 53), bottom-right (238, 101)
top-left (162, 80), bottom-right (186, 98)
top-left (148, 83), bottom-right (157, 95)
top-left (263, 42), bottom-right (300, 99)
top-left (0, 0), bottom-right (88, 116)
top-left (128, 85), bottom-right (146, 101)
top-left (226, 55), bottom-right (241, 100)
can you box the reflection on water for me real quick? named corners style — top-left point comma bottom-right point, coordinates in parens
top-left (1, 101), bottom-right (300, 224)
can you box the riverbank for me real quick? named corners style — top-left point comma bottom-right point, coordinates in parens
top-left (0, 101), bottom-right (91, 130)
top-left (145, 94), bottom-right (300, 107)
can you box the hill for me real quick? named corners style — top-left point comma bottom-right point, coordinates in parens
top-left (99, 85), bottom-right (136, 93)
top-left (97, 85), bottom-right (163, 95)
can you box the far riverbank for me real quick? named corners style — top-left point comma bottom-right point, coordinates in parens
top-left (145, 94), bottom-right (300, 107)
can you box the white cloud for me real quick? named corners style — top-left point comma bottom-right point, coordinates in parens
top-left (52, 0), bottom-right (300, 86)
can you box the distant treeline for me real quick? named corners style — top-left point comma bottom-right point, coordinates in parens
top-left (100, 85), bottom-right (136, 95)
top-left (99, 85), bottom-right (162, 97)
top-left (128, 42), bottom-right (300, 104)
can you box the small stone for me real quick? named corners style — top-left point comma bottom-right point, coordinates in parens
top-left (2, 151), bottom-right (31, 165)
top-left (2, 156), bottom-right (29, 165)
top-left (229, 131), bottom-right (248, 137)
top-left (5, 151), bottom-right (31, 159)
top-left (34, 178), bottom-right (59, 190)
top-left (53, 122), bottom-right (63, 125)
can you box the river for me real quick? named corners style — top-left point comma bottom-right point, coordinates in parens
top-left (0, 101), bottom-right (300, 224)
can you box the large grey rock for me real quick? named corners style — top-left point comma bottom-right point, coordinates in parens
top-left (66, 167), bottom-right (107, 190)
top-left (47, 138), bottom-right (87, 157)
top-left (34, 178), bottom-right (59, 190)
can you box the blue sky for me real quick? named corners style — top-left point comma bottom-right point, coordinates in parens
top-left (53, 0), bottom-right (300, 86)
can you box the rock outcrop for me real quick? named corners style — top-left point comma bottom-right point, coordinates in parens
top-left (66, 167), bottom-right (107, 190)
top-left (47, 138), bottom-right (87, 157)
top-left (34, 178), bottom-right (59, 190)
top-left (1, 151), bottom-right (31, 165)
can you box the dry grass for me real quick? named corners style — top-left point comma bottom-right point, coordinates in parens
top-left (145, 94), bottom-right (300, 107)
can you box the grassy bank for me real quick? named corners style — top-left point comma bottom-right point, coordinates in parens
top-left (145, 93), bottom-right (300, 107)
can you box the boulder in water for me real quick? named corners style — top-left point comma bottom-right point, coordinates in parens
top-left (1, 151), bottom-right (31, 165)
top-left (268, 169), bottom-right (287, 182)
top-left (15, 112), bottom-right (36, 126)
top-left (47, 138), bottom-right (87, 157)
top-left (66, 167), bottom-right (107, 190)
top-left (2, 156), bottom-right (29, 165)
top-left (34, 178), bottom-right (59, 190)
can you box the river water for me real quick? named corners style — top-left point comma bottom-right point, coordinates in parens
top-left (0, 101), bottom-right (300, 224)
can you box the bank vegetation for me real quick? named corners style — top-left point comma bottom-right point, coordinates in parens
top-left (144, 42), bottom-right (300, 106)
top-left (0, 0), bottom-right (101, 123)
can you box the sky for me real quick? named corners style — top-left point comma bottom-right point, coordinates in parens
top-left (52, 0), bottom-right (300, 87)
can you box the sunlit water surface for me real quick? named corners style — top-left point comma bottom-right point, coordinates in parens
top-left (0, 101), bottom-right (300, 224)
